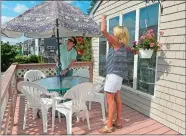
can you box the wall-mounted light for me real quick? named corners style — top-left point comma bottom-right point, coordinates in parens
top-left (145, 0), bottom-right (164, 14)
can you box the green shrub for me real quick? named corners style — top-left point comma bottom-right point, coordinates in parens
top-left (28, 55), bottom-right (39, 63)
top-left (15, 55), bottom-right (40, 64)
top-left (38, 55), bottom-right (44, 63)
top-left (1, 42), bottom-right (18, 72)
top-left (15, 55), bottom-right (29, 64)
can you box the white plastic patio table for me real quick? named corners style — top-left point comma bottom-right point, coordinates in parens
top-left (33, 75), bottom-right (90, 118)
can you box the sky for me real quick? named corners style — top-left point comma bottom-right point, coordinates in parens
top-left (1, 0), bottom-right (91, 45)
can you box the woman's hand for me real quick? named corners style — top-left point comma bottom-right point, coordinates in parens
top-left (54, 56), bottom-right (58, 62)
top-left (61, 69), bottom-right (67, 76)
top-left (101, 15), bottom-right (107, 20)
top-left (100, 15), bottom-right (120, 49)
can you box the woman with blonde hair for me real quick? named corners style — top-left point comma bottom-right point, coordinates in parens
top-left (99, 15), bottom-right (130, 133)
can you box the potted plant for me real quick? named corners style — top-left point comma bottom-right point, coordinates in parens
top-left (132, 29), bottom-right (164, 58)
top-left (75, 37), bottom-right (92, 62)
top-left (75, 37), bottom-right (84, 55)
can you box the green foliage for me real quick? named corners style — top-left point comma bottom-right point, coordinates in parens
top-left (14, 55), bottom-right (41, 64)
top-left (29, 55), bottom-right (39, 63)
top-left (87, 0), bottom-right (97, 14)
top-left (74, 37), bottom-right (92, 62)
top-left (81, 37), bottom-right (92, 62)
top-left (15, 55), bottom-right (29, 64)
top-left (1, 42), bottom-right (18, 72)
top-left (38, 55), bottom-right (44, 63)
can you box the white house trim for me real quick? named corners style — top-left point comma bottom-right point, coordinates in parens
top-left (89, 0), bottom-right (102, 16)
top-left (133, 8), bottom-right (139, 90)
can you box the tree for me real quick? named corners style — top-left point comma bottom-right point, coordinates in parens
top-left (87, 0), bottom-right (97, 14)
top-left (1, 41), bottom-right (18, 72)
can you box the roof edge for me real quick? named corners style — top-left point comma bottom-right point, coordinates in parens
top-left (89, 0), bottom-right (102, 16)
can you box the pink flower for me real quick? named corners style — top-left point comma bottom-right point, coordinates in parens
top-left (160, 31), bottom-right (164, 36)
top-left (147, 33), bottom-right (155, 39)
top-left (146, 33), bottom-right (152, 38)
top-left (140, 36), bottom-right (145, 40)
top-left (148, 29), bottom-right (154, 33)
top-left (150, 43), bottom-right (155, 47)
top-left (132, 41), bottom-right (137, 45)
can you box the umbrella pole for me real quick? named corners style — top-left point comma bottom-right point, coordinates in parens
top-left (56, 18), bottom-right (61, 72)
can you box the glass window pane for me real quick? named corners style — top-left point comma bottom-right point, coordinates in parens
top-left (99, 37), bottom-right (107, 77)
top-left (99, 22), bottom-right (107, 77)
top-left (137, 3), bottom-right (159, 95)
top-left (109, 16), bottom-right (119, 35)
top-left (122, 11), bottom-right (136, 87)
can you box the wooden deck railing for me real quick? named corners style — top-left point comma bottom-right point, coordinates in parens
top-left (1, 64), bottom-right (17, 135)
top-left (0, 62), bottom-right (93, 135)
top-left (16, 62), bottom-right (93, 81)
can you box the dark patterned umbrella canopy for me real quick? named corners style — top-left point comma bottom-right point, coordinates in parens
top-left (1, 1), bottom-right (100, 38)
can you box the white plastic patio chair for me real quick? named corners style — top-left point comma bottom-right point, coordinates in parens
top-left (72, 69), bottom-right (107, 120)
top-left (52, 82), bottom-right (93, 134)
top-left (24, 69), bottom-right (46, 82)
top-left (23, 69), bottom-right (54, 117)
top-left (17, 81), bottom-right (58, 133)
top-left (86, 82), bottom-right (107, 121)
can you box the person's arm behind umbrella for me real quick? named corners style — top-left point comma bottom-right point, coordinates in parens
top-left (54, 54), bottom-right (58, 63)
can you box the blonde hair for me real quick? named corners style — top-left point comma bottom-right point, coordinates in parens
top-left (113, 26), bottom-right (129, 46)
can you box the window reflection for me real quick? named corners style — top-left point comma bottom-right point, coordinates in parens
top-left (99, 37), bottom-right (107, 77)
top-left (137, 3), bottom-right (159, 95)
top-left (109, 16), bottom-right (119, 35)
top-left (122, 11), bottom-right (136, 87)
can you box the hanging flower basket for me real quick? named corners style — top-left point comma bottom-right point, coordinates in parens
top-left (131, 29), bottom-right (164, 59)
top-left (139, 49), bottom-right (153, 58)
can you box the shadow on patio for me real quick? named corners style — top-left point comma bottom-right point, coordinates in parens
top-left (12, 94), bottom-right (179, 135)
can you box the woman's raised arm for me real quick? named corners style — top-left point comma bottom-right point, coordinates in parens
top-left (101, 15), bottom-right (120, 49)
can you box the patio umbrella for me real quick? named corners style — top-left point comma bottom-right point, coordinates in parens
top-left (1, 0), bottom-right (100, 71)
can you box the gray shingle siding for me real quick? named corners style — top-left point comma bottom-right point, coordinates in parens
top-left (91, 0), bottom-right (186, 134)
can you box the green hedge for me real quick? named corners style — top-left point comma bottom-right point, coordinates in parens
top-left (14, 55), bottom-right (44, 64)
top-left (1, 42), bottom-right (18, 72)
